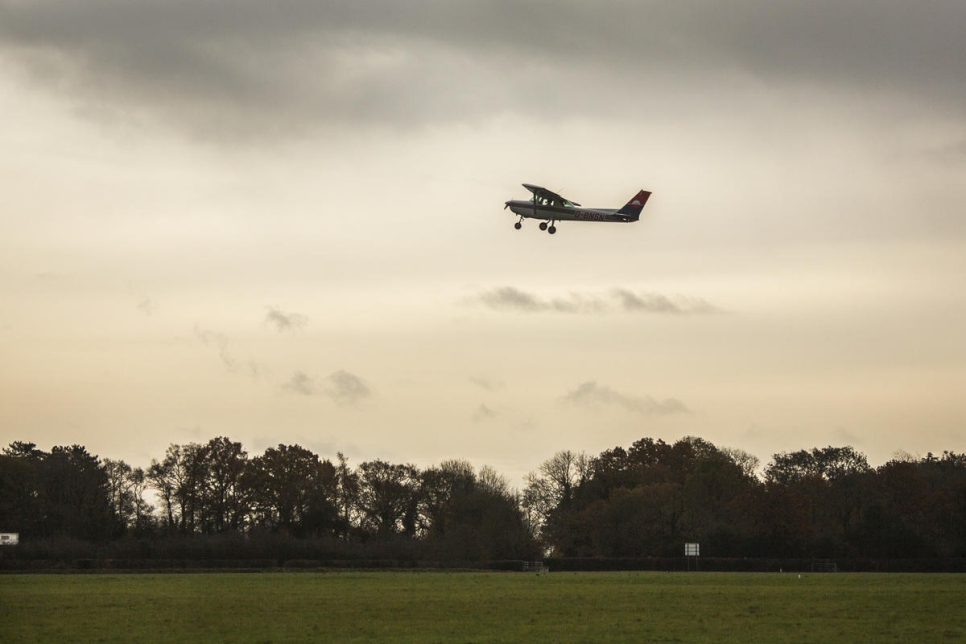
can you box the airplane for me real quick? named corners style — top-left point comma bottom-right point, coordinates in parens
top-left (504, 184), bottom-right (651, 234)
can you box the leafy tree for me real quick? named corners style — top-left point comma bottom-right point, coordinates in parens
top-left (6, 435), bottom-right (966, 564)
top-left (418, 461), bottom-right (536, 560)
top-left (764, 446), bottom-right (872, 557)
top-left (39, 445), bottom-right (115, 541)
top-left (200, 437), bottom-right (250, 533)
top-left (539, 438), bottom-right (760, 557)
top-left (248, 443), bottom-right (338, 536)
top-left (0, 443), bottom-right (45, 536)
top-left (419, 459), bottom-right (476, 538)
top-left (765, 446), bottom-right (870, 485)
top-left (357, 460), bottom-right (421, 538)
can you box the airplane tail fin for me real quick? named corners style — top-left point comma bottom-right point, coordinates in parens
top-left (616, 189), bottom-right (651, 221)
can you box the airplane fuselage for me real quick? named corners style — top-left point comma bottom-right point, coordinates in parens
top-left (504, 201), bottom-right (635, 224)
top-left (504, 184), bottom-right (650, 234)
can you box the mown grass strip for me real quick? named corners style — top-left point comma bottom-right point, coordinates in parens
top-left (2, 571), bottom-right (964, 643)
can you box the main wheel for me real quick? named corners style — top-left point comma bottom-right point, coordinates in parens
top-left (539, 222), bottom-right (548, 231)
top-left (514, 222), bottom-right (522, 230)
top-left (548, 226), bottom-right (557, 234)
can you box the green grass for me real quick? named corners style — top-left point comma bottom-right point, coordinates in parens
top-left (2, 571), bottom-right (965, 643)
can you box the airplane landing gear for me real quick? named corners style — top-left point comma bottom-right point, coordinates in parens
top-left (548, 225), bottom-right (557, 234)
top-left (539, 222), bottom-right (548, 231)
top-left (514, 222), bottom-right (522, 230)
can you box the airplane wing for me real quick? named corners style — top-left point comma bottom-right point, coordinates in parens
top-left (522, 183), bottom-right (581, 207)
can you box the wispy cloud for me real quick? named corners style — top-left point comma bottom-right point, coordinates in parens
top-left (612, 289), bottom-right (720, 315)
top-left (283, 369), bottom-right (372, 406)
top-left (127, 283), bottom-right (156, 315)
top-left (472, 287), bottom-right (719, 315)
top-left (194, 326), bottom-right (237, 371)
top-left (136, 297), bottom-right (157, 315)
top-left (472, 404), bottom-right (497, 422)
top-left (562, 381), bottom-right (690, 416)
top-left (324, 370), bottom-right (372, 406)
top-left (283, 371), bottom-right (316, 396)
top-left (265, 306), bottom-right (308, 332)
top-left (246, 361), bottom-right (268, 381)
top-left (469, 376), bottom-right (505, 392)
top-left (474, 287), bottom-right (605, 314)
top-left (935, 139), bottom-right (966, 164)
top-left (194, 325), bottom-right (266, 379)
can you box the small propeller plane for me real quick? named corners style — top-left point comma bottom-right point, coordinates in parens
top-left (504, 184), bottom-right (651, 234)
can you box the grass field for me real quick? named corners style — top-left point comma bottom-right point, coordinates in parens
top-left (2, 571), bottom-right (964, 642)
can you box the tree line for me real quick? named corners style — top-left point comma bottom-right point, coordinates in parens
top-left (1, 436), bottom-right (965, 562)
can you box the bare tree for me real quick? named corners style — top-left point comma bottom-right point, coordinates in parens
top-left (103, 458), bottom-right (135, 530)
top-left (721, 446), bottom-right (761, 480)
top-left (522, 450), bottom-right (591, 538)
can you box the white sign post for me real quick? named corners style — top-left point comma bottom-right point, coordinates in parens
top-left (685, 542), bottom-right (699, 571)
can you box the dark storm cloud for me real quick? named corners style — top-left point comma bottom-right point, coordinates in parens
top-left (562, 381), bottom-right (690, 416)
top-left (264, 306), bottom-right (308, 333)
top-left (1, 0), bottom-right (962, 137)
top-left (473, 287), bottom-right (718, 315)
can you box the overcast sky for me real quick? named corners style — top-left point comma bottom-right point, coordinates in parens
top-left (2, 0), bottom-right (964, 484)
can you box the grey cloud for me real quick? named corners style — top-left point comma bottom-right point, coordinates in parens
top-left (282, 369), bottom-right (372, 406)
top-left (937, 139), bottom-right (966, 164)
top-left (474, 287), bottom-right (718, 315)
top-left (562, 381), bottom-right (690, 416)
top-left (469, 376), bottom-right (505, 392)
top-left (324, 370), bottom-right (372, 406)
top-left (265, 306), bottom-right (308, 333)
top-left (613, 289), bottom-right (720, 315)
top-left (475, 287), bottom-right (605, 314)
top-left (127, 283), bottom-right (156, 315)
top-left (283, 371), bottom-right (316, 396)
top-left (247, 361), bottom-right (268, 381)
top-left (1, 1), bottom-right (961, 138)
top-left (137, 297), bottom-right (156, 315)
top-left (477, 287), bottom-right (543, 312)
top-left (195, 325), bottom-right (267, 379)
top-left (194, 326), bottom-right (237, 371)
top-left (472, 404), bottom-right (497, 422)
top-left (831, 426), bottom-right (861, 446)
